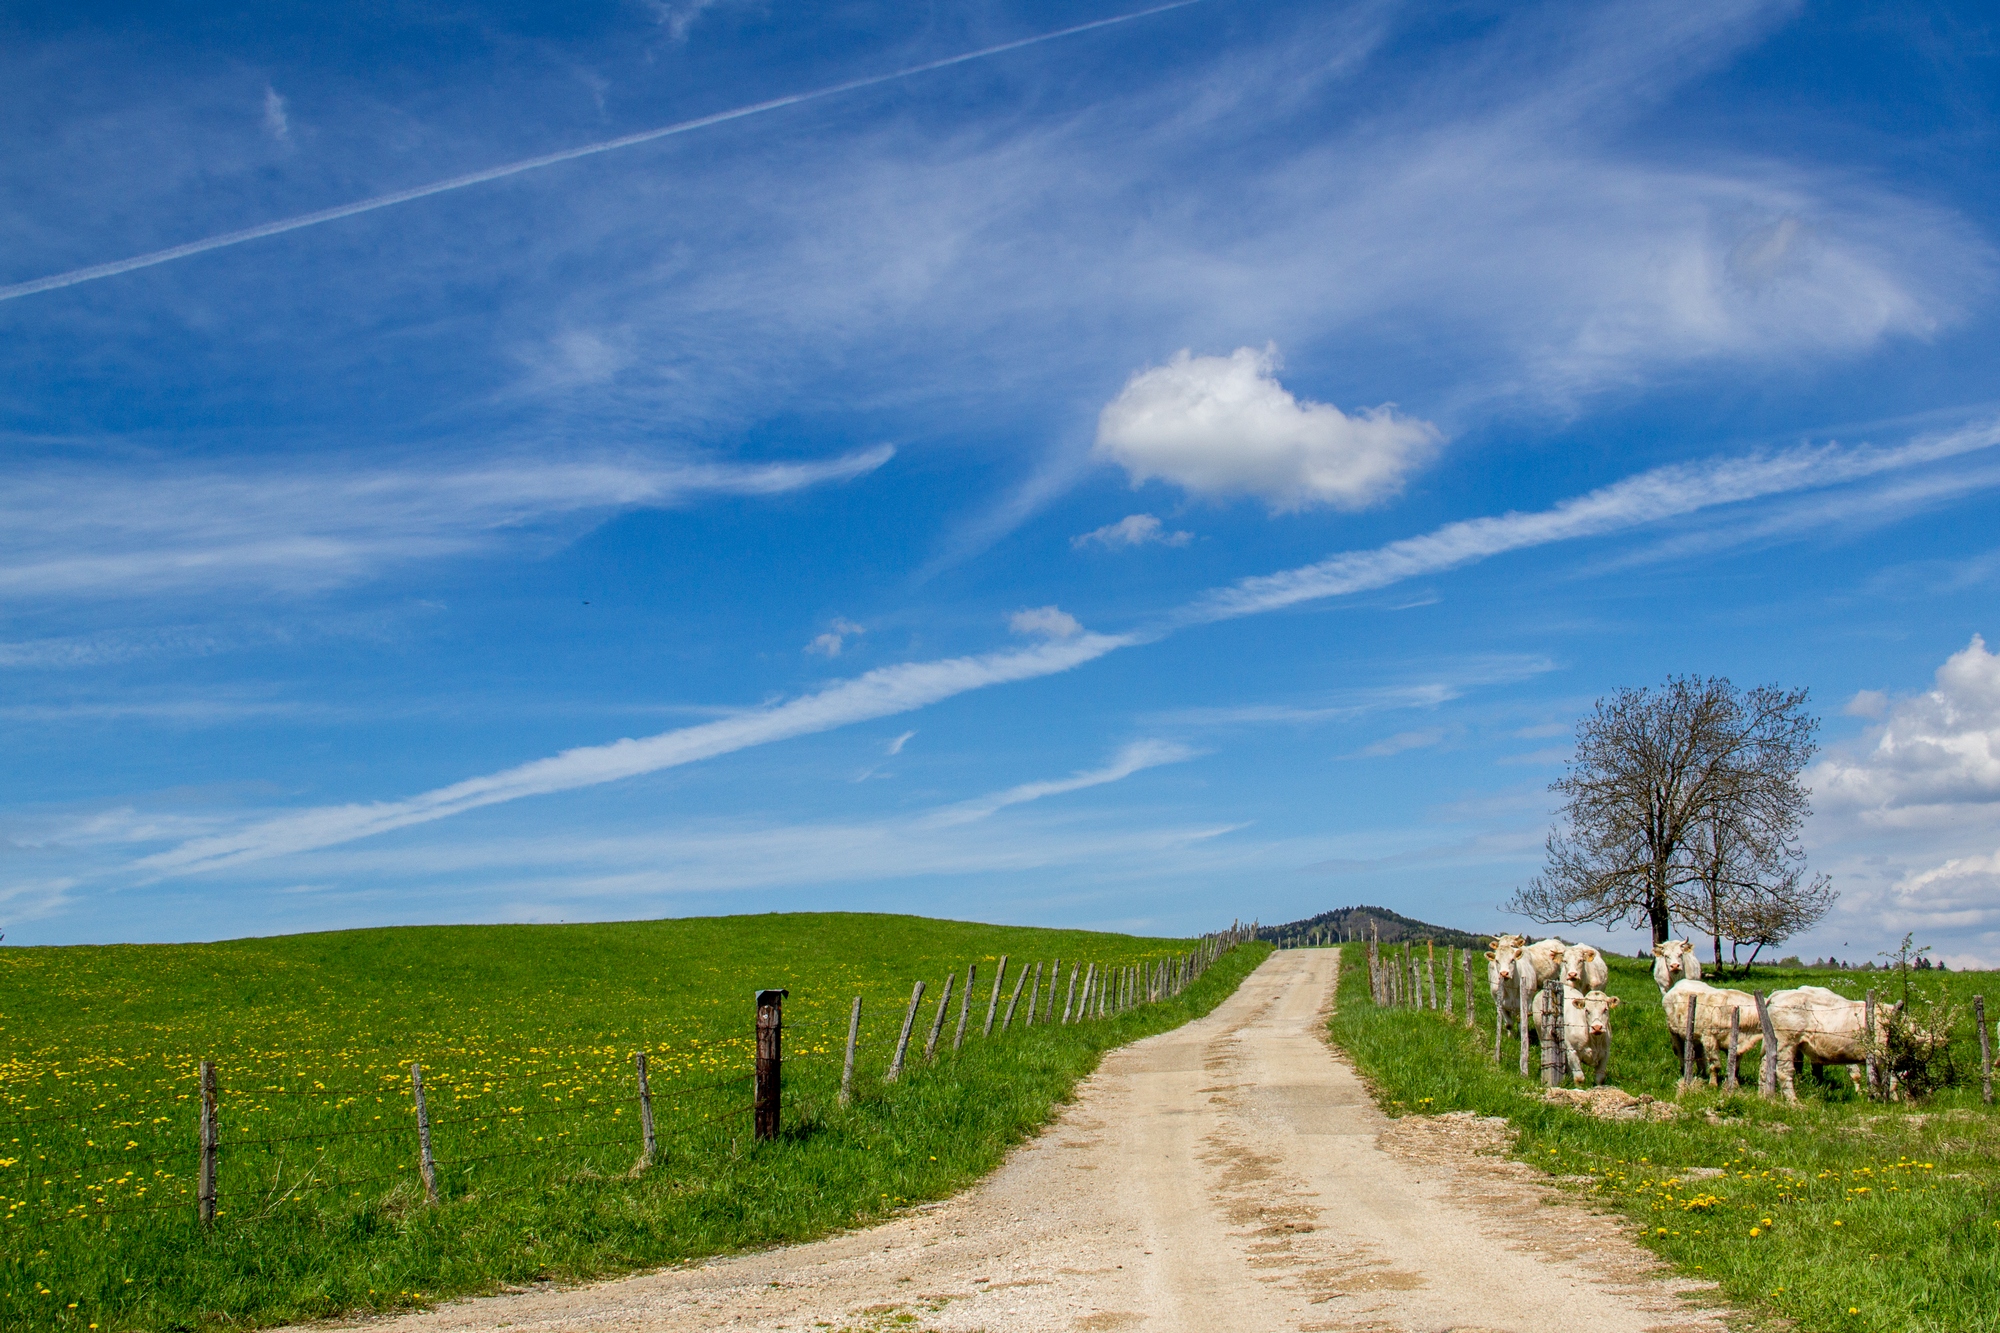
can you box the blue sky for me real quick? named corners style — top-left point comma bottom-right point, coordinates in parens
top-left (4, 0), bottom-right (1999, 962)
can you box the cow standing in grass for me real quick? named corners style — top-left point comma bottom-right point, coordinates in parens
top-left (1765, 986), bottom-right (1898, 1102)
top-left (1651, 939), bottom-right (1702, 992)
top-left (1661, 977), bottom-right (1764, 1084)
top-left (1488, 935), bottom-right (1567, 1038)
top-left (1534, 982), bottom-right (1621, 1084)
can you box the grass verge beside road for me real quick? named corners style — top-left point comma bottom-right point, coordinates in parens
top-left (1324, 943), bottom-right (2000, 1333)
top-left (3, 914), bottom-right (1267, 1332)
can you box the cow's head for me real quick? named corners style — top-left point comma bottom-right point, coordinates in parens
top-left (1560, 945), bottom-right (1600, 983)
top-left (1652, 939), bottom-right (1696, 977)
top-left (1578, 990), bottom-right (1621, 1035)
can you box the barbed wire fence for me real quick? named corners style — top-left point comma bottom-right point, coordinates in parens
top-left (2, 924), bottom-right (1256, 1234)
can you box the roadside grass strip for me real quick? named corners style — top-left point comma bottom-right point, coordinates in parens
top-left (1325, 943), bottom-right (2000, 1333)
top-left (1, 914), bottom-right (1268, 1332)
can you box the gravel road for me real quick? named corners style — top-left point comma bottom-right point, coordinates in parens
top-left (325, 949), bottom-right (1730, 1333)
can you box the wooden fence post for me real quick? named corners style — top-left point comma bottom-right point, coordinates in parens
top-left (198, 1060), bottom-right (217, 1227)
top-left (887, 980), bottom-right (924, 1082)
top-left (1003, 964), bottom-right (1029, 1030)
top-left (984, 957), bottom-right (1008, 1036)
top-left (1864, 990), bottom-right (1878, 1100)
top-left (635, 1052), bottom-right (657, 1166)
top-left (924, 971), bottom-right (955, 1060)
top-left (1443, 948), bottom-right (1454, 1016)
top-left (1024, 963), bottom-right (1042, 1027)
top-left (954, 964), bottom-right (976, 1050)
top-left (1062, 965), bottom-right (1079, 1023)
top-left (1681, 995), bottom-right (1698, 1091)
top-left (840, 996), bottom-right (862, 1106)
top-left (1517, 968), bottom-right (1531, 1077)
top-left (1045, 959), bottom-right (1062, 1022)
top-left (1725, 1008), bottom-right (1740, 1092)
top-left (754, 988), bottom-right (786, 1141)
top-left (411, 1062), bottom-right (438, 1203)
top-left (1755, 990), bottom-right (1778, 1098)
top-left (1979, 995), bottom-right (1992, 1106)
top-left (1541, 979), bottom-right (1565, 1086)
top-left (1464, 951), bottom-right (1477, 1029)
top-left (1494, 973), bottom-right (1504, 1061)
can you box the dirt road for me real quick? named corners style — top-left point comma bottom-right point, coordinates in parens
top-left (334, 950), bottom-right (1727, 1333)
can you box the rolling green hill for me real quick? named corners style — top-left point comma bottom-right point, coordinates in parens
top-left (0, 912), bottom-right (1265, 1332)
top-left (1259, 904), bottom-right (1489, 949)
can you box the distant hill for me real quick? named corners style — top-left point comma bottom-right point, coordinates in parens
top-left (1257, 904), bottom-right (1490, 950)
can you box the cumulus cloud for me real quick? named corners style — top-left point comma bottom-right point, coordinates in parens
top-left (1072, 513), bottom-right (1193, 550)
top-left (1094, 346), bottom-right (1442, 512)
top-left (1813, 634), bottom-right (2000, 825)
top-left (806, 618), bottom-right (865, 657)
top-left (1008, 605), bottom-right (1083, 639)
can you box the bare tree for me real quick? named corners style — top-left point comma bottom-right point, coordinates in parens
top-left (1677, 770), bottom-right (1831, 970)
top-left (1509, 677), bottom-right (1823, 947)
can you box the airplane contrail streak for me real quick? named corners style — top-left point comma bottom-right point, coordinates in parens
top-left (0, 0), bottom-right (1203, 305)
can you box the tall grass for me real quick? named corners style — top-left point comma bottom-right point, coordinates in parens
top-left (1, 914), bottom-right (1267, 1332)
top-left (1325, 942), bottom-right (2000, 1333)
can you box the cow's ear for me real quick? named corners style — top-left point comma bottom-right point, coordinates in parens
top-left (1607, 997), bottom-right (1621, 1007)
top-left (1570, 998), bottom-right (1584, 1008)
top-left (1484, 951), bottom-right (1496, 960)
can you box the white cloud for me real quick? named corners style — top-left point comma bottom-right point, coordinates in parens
top-left (1814, 634), bottom-right (2000, 825)
top-left (1355, 728), bottom-right (1447, 758)
top-left (926, 740), bottom-right (1201, 826)
top-left (885, 730), bottom-right (915, 756)
top-left (1072, 514), bottom-right (1193, 550)
top-left (261, 86), bottom-right (289, 144)
top-left (1843, 689), bottom-right (1888, 718)
top-left (806, 618), bottom-right (865, 657)
top-left (1008, 605), bottom-right (1083, 639)
top-left (1094, 347), bottom-right (1442, 512)
top-left (0, 446), bottom-right (892, 602)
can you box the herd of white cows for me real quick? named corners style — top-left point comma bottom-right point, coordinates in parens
top-left (1484, 934), bottom-right (1894, 1101)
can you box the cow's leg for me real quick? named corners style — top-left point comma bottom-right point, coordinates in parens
top-left (1778, 1044), bottom-right (1800, 1102)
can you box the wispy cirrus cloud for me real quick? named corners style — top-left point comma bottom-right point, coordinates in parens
top-left (113, 423), bottom-right (2000, 879)
top-left (926, 739), bottom-right (1200, 826)
top-left (0, 446), bottom-right (891, 602)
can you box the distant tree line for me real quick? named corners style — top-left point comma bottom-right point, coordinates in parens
top-left (1259, 905), bottom-right (1487, 950)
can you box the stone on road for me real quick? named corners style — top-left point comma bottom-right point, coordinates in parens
top-left (326, 950), bottom-right (1728, 1333)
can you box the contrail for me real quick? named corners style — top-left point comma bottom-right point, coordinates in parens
top-left (0, 0), bottom-right (1203, 305)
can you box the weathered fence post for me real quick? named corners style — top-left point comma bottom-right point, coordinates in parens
top-left (1443, 948), bottom-right (1454, 1016)
top-left (1864, 990), bottom-right (1879, 1100)
top-left (635, 1051), bottom-right (657, 1165)
top-left (984, 957), bottom-right (1008, 1036)
top-left (1517, 964), bottom-right (1532, 1076)
top-left (1426, 943), bottom-right (1437, 1010)
top-left (754, 988), bottom-right (786, 1141)
top-left (1725, 1008), bottom-right (1740, 1092)
top-left (1003, 963), bottom-right (1029, 1031)
top-left (954, 964), bottom-right (976, 1050)
top-left (1045, 959), bottom-right (1062, 1021)
top-left (1978, 995), bottom-right (1992, 1106)
top-left (839, 996), bottom-right (862, 1106)
top-left (1541, 979), bottom-right (1565, 1086)
top-left (411, 1062), bottom-right (438, 1203)
top-left (1024, 963), bottom-right (1042, 1027)
top-left (1755, 990), bottom-right (1778, 1098)
top-left (1464, 951), bottom-right (1477, 1029)
top-left (198, 1059), bottom-right (217, 1227)
top-left (1681, 995), bottom-right (1698, 1090)
top-left (924, 971), bottom-right (955, 1060)
top-left (887, 980), bottom-right (924, 1081)
top-left (1062, 965), bottom-right (1079, 1023)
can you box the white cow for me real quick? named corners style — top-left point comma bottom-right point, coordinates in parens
top-left (1487, 936), bottom-right (1567, 1035)
top-left (1534, 982), bottom-right (1621, 1084)
top-left (1560, 943), bottom-right (1610, 991)
top-left (1764, 985), bottom-right (1898, 1102)
top-left (1651, 939), bottom-right (1703, 992)
top-left (1660, 978), bottom-right (1764, 1083)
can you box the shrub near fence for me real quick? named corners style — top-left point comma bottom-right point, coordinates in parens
top-left (1332, 942), bottom-right (2000, 1333)
top-left (1, 914), bottom-right (1259, 1332)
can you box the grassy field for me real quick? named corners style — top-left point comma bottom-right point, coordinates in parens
top-left (1325, 941), bottom-right (2000, 1333)
top-left (1, 913), bottom-right (1266, 1333)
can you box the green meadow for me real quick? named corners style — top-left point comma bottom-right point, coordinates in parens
top-left (1327, 942), bottom-right (2000, 1333)
top-left (1, 913), bottom-right (1266, 1332)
